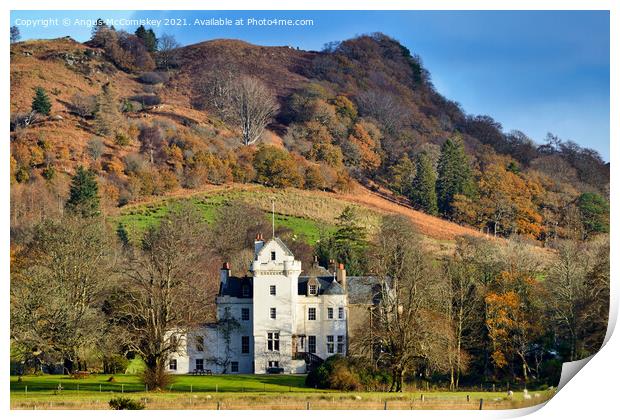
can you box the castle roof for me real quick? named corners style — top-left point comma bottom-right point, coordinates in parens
top-left (219, 276), bottom-right (253, 298)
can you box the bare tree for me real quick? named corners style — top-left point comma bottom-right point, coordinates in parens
top-left (156, 33), bottom-right (181, 70)
top-left (10, 216), bottom-right (114, 373)
top-left (195, 72), bottom-right (279, 146)
top-left (365, 214), bottom-right (447, 392)
top-left (118, 205), bottom-right (216, 389)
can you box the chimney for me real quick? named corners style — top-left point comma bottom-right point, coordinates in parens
top-left (336, 263), bottom-right (347, 292)
top-left (220, 262), bottom-right (230, 288)
top-left (254, 233), bottom-right (265, 256)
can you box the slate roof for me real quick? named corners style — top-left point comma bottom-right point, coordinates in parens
top-left (219, 276), bottom-right (253, 298)
top-left (297, 275), bottom-right (338, 295)
top-left (346, 276), bottom-right (383, 305)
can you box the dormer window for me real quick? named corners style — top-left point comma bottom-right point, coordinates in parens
top-left (271, 251), bottom-right (276, 261)
top-left (309, 284), bottom-right (317, 295)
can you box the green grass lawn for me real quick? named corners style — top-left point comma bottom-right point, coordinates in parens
top-left (10, 373), bottom-right (310, 394)
top-left (10, 374), bottom-right (553, 410)
top-left (112, 191), bottom-right (334, 245)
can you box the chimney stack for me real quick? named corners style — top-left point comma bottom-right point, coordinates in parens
top-left (336, 263), bottom-right (347, 292)
top-left (254, 233), bottom-right (265, 256)
top-left (220, 262), bottom-right (231, 287)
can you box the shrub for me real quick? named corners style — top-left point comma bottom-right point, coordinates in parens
top-left (138, 71), bottom-right (169, 85)
top-left (115, 131), bottom-right (132, 146)
top-left (69, 93), bottom-right (97, 117)
top-left (109, 397), bottom-right (145, 410)
top-left (15, 167), bottom-right (30, 183)
top-left (10, 111), bottom-right (38, 131)
top-left (129, 94), bottom-right (161, 108)
top-left (87, 137), bottom-right (105, 160)
top-left (253, 145), bottom-right (303, 188)
top-left (306, 355), bottom-right (386, 391)
top-left (42, 165), bottom-right (56, 180)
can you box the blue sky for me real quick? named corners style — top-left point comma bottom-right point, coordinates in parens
top-left (11, 10), bottom-right (610, 161)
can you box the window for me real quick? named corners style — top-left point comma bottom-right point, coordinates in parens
top-left (267, 332), bottom-right (280, 351)
top-left (242, 307), bottom-right (250, 321)
top-left (326, 335), bottom-right (334, 353)
top-left (169, 359), bottom-right (177, 370)
top-left (242, 336), bottom-right (250, 354)
top-left (241, 284), bottom-right (250, 297)
top-left (270, 307), bottom-right (277, 319)
top-left (308, 307), bottom-right (316, 320)
top-left (308, 336), bottom-right (316, 353)
top-left (268, 361), bottom-right (279, 368)
top-left (337, 335), bottom-right (345, 354)
top-left (338, 307), bottom-right (344, 319)
top-left (271, 251), bottom-right (276, 261)
top-left (270, 285), bottom-right (276, 295)
top-left (309, 284), bottom-right (317, 295)
top-left (195, 335), bottom-right (204, 352)
top-left (231, 361), bottom-right (239, 373)
top-left (327, 307), bottom-right (334, 319)
top-left (195, 359), bottom-right (204, 370)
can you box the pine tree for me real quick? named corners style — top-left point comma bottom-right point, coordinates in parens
top-left (135, 25), bottom-right (157, 52)
top-left (10, 25), bottom-right (21, 43)
top-left (31, 87), bottom-right (52, 116)
top-left (436, 135), bottom-right (473, 216)
top-left (411, 152), bottom-right (438, 215)
top-left (325, 206), bottom-right (368, 276)
top-left (65, 166), bottom-right (100, 217)
top-left (388, 155), bottom-right (416, 196)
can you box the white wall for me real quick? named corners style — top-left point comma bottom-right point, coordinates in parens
top-left (252, 239), bottom-right (301, 373)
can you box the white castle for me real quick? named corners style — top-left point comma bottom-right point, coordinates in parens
top-left (167, 234), bottom-right (359, 374)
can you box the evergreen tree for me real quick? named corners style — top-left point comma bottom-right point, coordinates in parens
top-left (388, 155), bottom-right (416, 196)
top-left (576, 192), bottom-right (609, 238)
top-left (31, 87), bottom-right (52, 116)
top-left (65, 166), bottom-right (100, 217)
top-left (317, 206), bottom-right (368, 275)
top-left (411, 152), bottom-right (438, 215)
top-left (135, 25), bottom-right (157, 52)
top-left (436, 135), bottom-right (473, 216)
top-left (10, 25), bottom-right (20, 43)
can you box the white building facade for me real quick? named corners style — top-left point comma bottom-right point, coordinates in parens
top-left (167, 236), bottom-right (348, 374)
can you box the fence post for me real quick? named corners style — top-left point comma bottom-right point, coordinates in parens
top-left (420, 394), bottom-right (424, 402)
top-left (190, 384), bottom-right (193, 393)
top-left (384, 400), bottom-right (388, 410)
top-left (492, 384), bottom-right (495, 392)
top-left (217, 401), bottom-right (221, 410)
top-left (25, 386), bottom-right (27, 395)
top-left (77, 384), bottom-right (79, 393)
top-left (307, 401), bottom-right (310, 410)
top-left (121, 384), bottom-right (124, 393)
top-left (99, 384), bottom-right (102, 393)
top-left (467, 395), bottom-right (470, 402)
top-left (216, 384), bottom-right (218, 393)
top-left (479, 399), bottom-right (484, 410)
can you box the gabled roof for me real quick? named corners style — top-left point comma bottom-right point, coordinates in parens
top-left (323, 279), bottom-right (345, 295)
top-left (346, 276), bottom-right (384, 304)
top-left (272, 237), bottom-right (294, 256)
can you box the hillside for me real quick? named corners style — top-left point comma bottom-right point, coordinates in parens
top-left (9, 32), bottom-right (609, 245)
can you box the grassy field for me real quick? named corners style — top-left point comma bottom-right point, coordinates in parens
top-left (111, 185), bottom-right (369, 245)
top-left (10, 374), bottom-right (553, 410)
